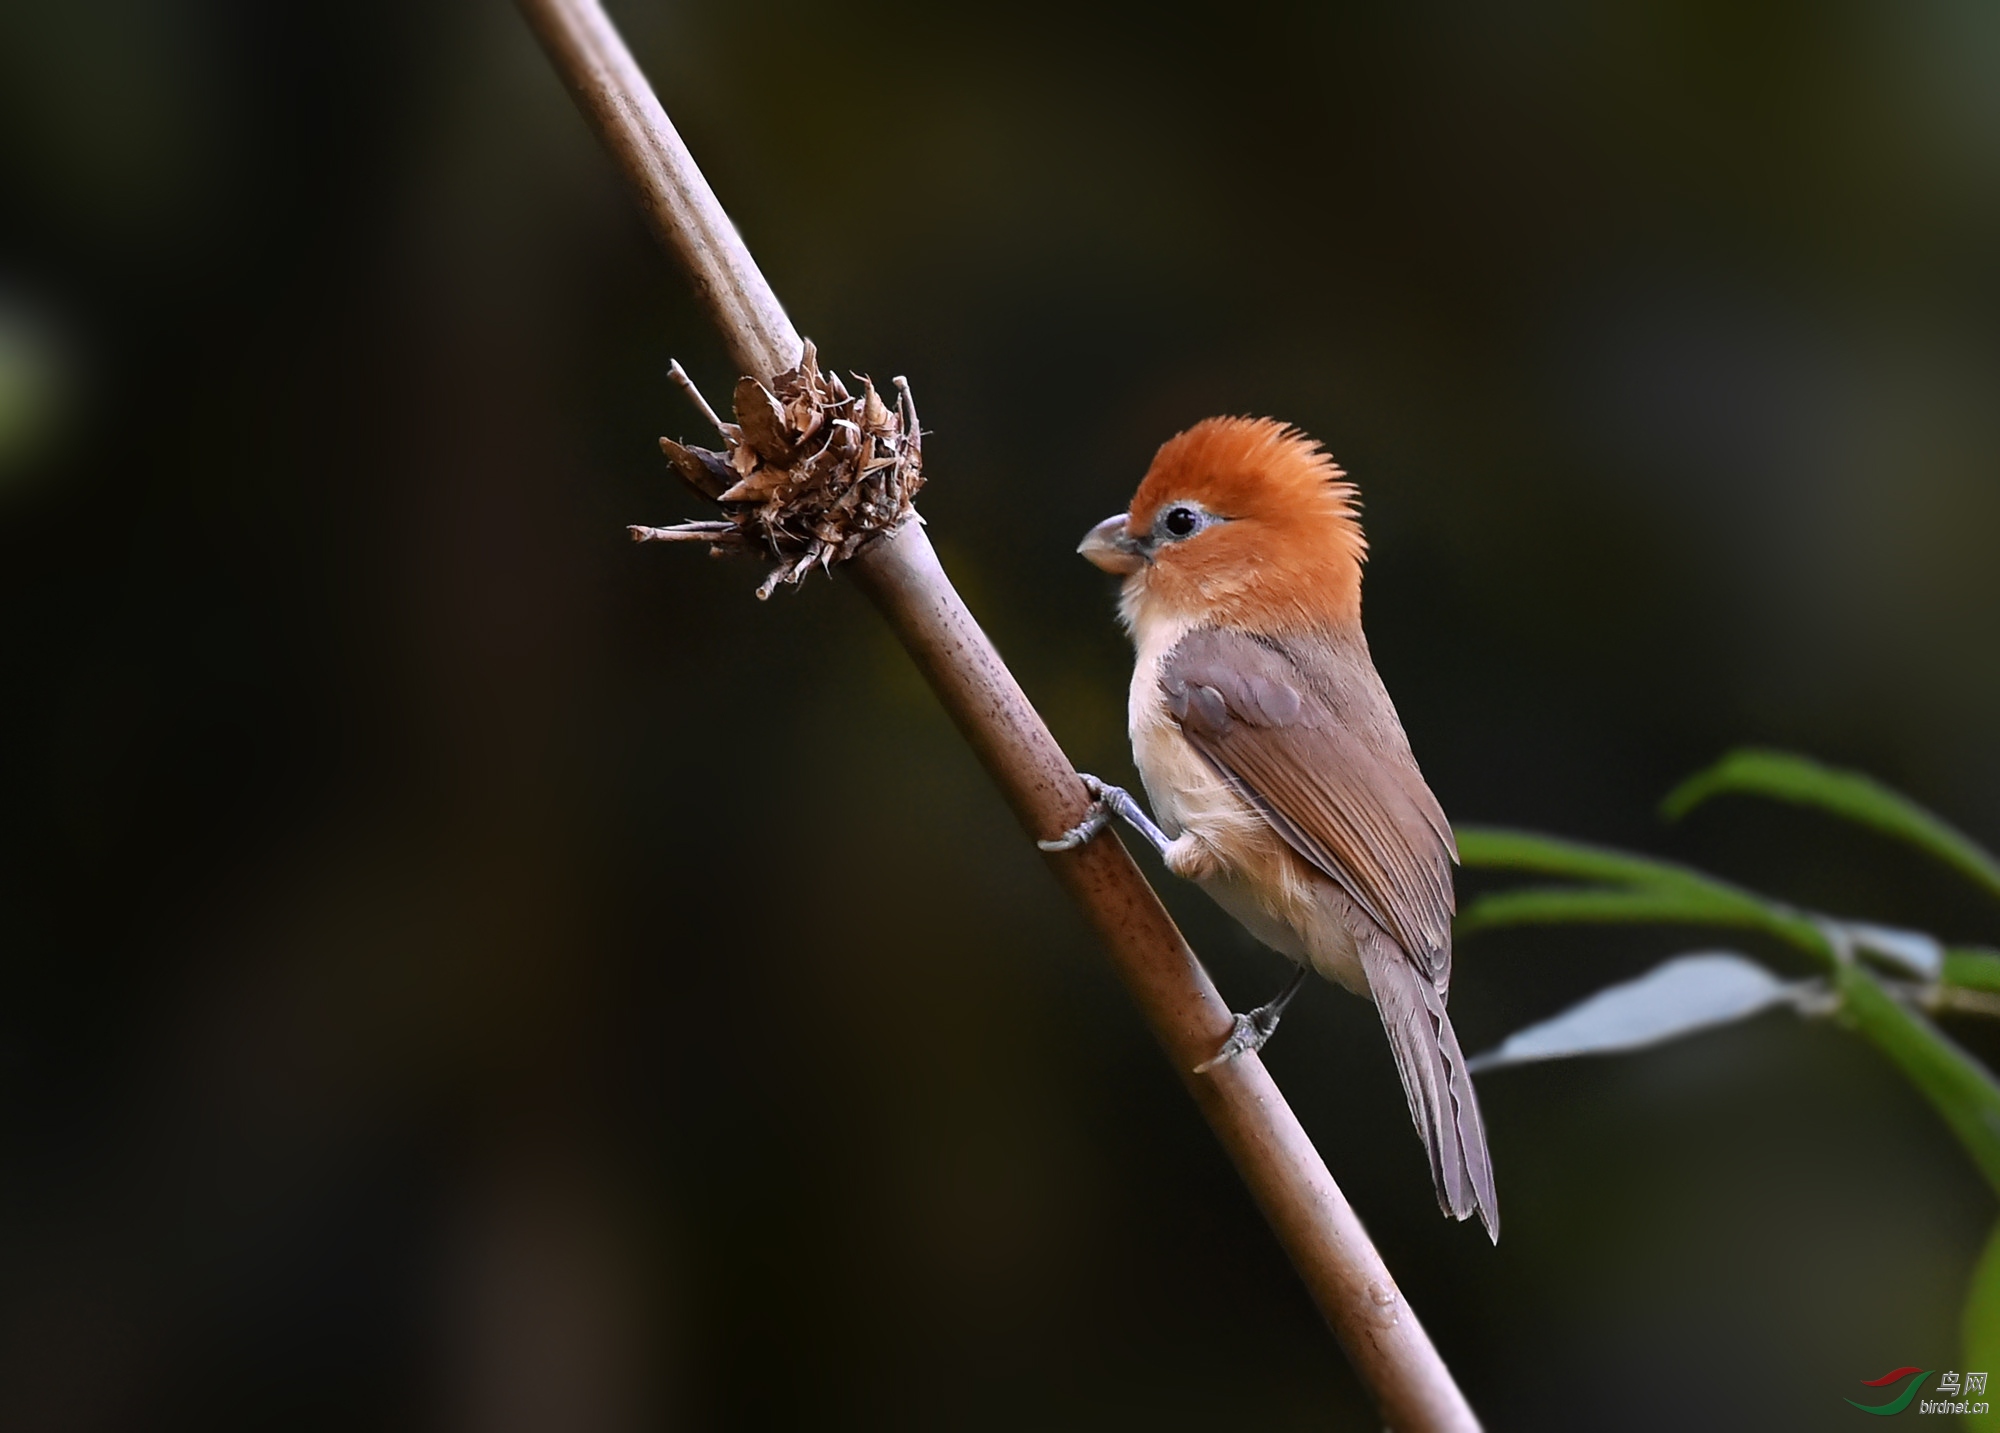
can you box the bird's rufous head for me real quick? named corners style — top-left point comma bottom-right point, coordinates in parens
top-left (1078, 416), bottom-right (1367, 633)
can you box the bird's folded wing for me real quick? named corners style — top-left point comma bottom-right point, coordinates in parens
top-left (1161, 624), bottom-right (1457, 980)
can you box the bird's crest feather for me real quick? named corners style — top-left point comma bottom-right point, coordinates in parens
top-left (1123, 416), bottom-right (1367, 632)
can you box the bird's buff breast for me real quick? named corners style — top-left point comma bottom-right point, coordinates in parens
top-left (1125, 618), bottom-right (1367, 994)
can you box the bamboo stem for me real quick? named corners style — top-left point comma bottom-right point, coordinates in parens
top-left (516, 2), bottom-right (1480, 1426)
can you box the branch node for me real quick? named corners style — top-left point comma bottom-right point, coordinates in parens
top-left (640, 339), bottom-right (925, 597)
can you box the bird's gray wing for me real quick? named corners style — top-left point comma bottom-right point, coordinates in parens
top-left (1160, 624), bottom-right (1457, 986)
top-left (1163, 624), bottom-right (1496, 1239)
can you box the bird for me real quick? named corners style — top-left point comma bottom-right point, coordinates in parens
top-left (1040, 415), bottom-right (1497, 1240)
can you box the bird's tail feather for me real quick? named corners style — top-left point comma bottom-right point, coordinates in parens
top-left (1359, 941), bottom-right (1500, 1243)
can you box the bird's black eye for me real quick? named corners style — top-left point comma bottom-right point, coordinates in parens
top-left (1163, 505), bottom-right (1199, 538)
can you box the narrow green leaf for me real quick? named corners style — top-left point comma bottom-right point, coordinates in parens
top-left (1962, 1218), bottom-right (2000, 1415)
top-left (1468, 953), bottom-right (1797, 1072)
top-left (1662, 749), bottom-right (2000, 902)
top-left (1457, 826), bottom-right (1723, 893)
top-left (1455, 828), bottom-right (1831, 961)
top-left (1837, 963), bottom-right (2000, 1198)
top-left (1458, 885), bottom-right (1779, 936)
top-left (1945, 949), bottom-right (2000, 996)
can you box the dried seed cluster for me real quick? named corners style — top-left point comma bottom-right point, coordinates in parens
top-left (633, 340), bottom-right (924, 599)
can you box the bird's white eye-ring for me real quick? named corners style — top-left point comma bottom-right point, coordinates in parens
top-left (1162, 505), bottom-right (1200, 538)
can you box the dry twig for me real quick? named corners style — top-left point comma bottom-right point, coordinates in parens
top-left (516, 1), bottom-right (1482, 1427)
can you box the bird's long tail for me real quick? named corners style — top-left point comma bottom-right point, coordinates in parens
top-left (1358, 940), bottom-right (1499, 1242)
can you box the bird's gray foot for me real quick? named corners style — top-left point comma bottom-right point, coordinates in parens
top-left (1195, 965), bottom-right (1311, 1074)
top-left (1038, 774), bottom-right (1171, 856)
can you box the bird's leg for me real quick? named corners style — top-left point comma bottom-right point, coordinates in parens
top-left (1195, 964), bottom-right (1311, 1074)
top-left (1041, 776), bottom-right (1305, 1071)
top-left (1037, 773), bottom-right (1171, 856)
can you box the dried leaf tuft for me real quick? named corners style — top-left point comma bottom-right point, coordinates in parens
top-left (633, 340), bottom-right (925, 597)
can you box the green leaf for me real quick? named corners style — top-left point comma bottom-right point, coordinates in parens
top-left (1457, 826), bottom-right (1725, 892)
top-left (1662, 749), bottom-right (2000, 902)
top-left (1459, 885), bottom-right (1782, 937)
top-left (1963, 1218), bottom-right (2000, 1417)
top-left (1944, 949), bottom-right (2000, 995)
top-left (1468, 953), bottom-right (1798, 1072)
top-left (1837, 963), bottom-right (2000, 1198)
top-left (1455, 827), bottom-right (1830, 961)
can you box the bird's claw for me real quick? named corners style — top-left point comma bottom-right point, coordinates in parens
top-left (1038, 774), bottom-right (1115, 851)
top-left (1194, 1007), bottom-right (1282, 1074)
top-left (1039, 774), bottom-right (1174, 858)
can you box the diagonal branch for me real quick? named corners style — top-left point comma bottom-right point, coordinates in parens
top-left (516, 2), bottom-right (1481, 1427)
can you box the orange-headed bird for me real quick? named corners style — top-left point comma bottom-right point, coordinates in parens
top-left (1042, 416), bottom-right (1497, 1240)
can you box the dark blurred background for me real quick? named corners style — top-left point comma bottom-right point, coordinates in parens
top-left (3, 0), bottom-right (1999, 1428)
